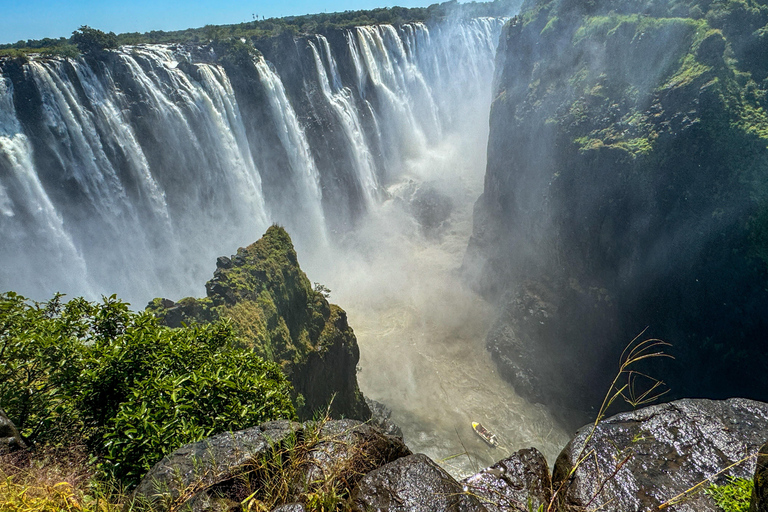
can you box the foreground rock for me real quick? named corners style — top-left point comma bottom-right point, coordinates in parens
top-left (462, 448), bottom-right (551, 512)
top-left (134, 420), bottom-right (300, 510)
top-left (134, 419), bottom-right (410, 511)
top-left (553, 398), bottom-right (768, 511)
top-left (352, 453), bottom-right (487, 511)
top-left (0, 408), bottom-right (25, 454)
top-left (750, 441), bottom-right (768, 512)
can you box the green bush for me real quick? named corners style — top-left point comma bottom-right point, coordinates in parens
top-left (0, 292), bottom-right (296, 487)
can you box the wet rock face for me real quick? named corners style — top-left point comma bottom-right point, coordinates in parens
top-left (467, 0), bottom-right (768, 416)
top-left (365, 398), bottom-right (404, 439)
top-left (553, 398), bottom-right (768, 512)
top-left (351, 453), bottom-right (487, 512)
top-left (462, 448), bottom-right (552, 512)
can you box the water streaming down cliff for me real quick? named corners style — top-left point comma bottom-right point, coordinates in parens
top-left (0, 17), bottom-right (569, 475)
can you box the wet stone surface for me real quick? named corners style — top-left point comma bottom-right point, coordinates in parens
top-left (553, 398), bottom-right (768, 512)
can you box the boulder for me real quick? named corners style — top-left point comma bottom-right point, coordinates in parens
top-left (553, 398), bottom-right (768, 512)
top-left (303, 419), bottom-right (411, 488)
top-left (271, 504), bottom-right (306, 512)
top-left (365, 398), bottom-right (404, 439)
top-left (0, 407), bottom-right (26, 454)
top-left (134, 419), bottom-right (410, 511)
top-left (750, 441), bottom-right (768, 512)
top-left (134, 420), bottom-right (300, 510)
top-left (462, 447), bottom-right (552, 512)
top-left (351, 453), bottom-right (488, 511)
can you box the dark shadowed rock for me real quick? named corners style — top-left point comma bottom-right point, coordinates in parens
top-left (750, 441), bottom-right (768, 512)
top-left (0, 407), bottom-right (26, 454)
top-left (304, 419), bottom-right (411, 487)
top-left (553, 399), bottom-right (768, 512)
top-left (351, 453), bottom-right (488, 512)
top-left (410, 185), bottom-right (453, 237)
top-left (462, 448), bottom-right (551, 512)
top-left (134, 420), bottom-right (299, 510)
top-left (365, 398), bottom-right (404, 439)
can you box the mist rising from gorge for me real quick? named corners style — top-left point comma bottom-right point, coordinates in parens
top-left (0, 12), bottom-right (570, 476)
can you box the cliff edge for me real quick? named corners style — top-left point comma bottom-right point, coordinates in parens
top-left (465, 0), bottom-right (768, 418)
top-left (148, 225), bottom-right (371, 421)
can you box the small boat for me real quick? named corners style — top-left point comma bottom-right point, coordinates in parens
top-left (472, 421), bottom-right (498, 447)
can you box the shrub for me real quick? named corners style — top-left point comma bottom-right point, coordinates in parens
top-left (0, 292), bottom-right (296, 487)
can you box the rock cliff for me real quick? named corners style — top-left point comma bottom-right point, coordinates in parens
top-left (466, 0), bottom-right (768, 418)
top-left (147, 225), bottom-right (370, 421)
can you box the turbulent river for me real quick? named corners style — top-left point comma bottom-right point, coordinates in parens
top-left (0, 16), bottom-right (569, 476)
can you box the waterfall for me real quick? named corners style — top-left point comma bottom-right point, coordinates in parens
top-left (309, 35), bottom-right (379, 207)
top-left (0, 17), bottom-right (505, 305)
top-left (0, 76), bottom-right (90, 296)
top-left (0, 16), bottom-right (574, 481)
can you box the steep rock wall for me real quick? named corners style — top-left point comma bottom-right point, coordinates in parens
top-left (467, 0), bottom-right (768, 418)
top-left (148, 225), bottom-right (370, 421)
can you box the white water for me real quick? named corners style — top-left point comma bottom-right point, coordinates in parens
top-left (0, 18), bottom-right (569, 476)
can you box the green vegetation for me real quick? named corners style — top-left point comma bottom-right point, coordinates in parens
top-left (0, 0), bottom-right (518, 58)
top-left (705, 477), bottom-right (754, 512)
top-left (71, 26), bottom-right (118, 54)
top-left (0, 291), bottom-right (295, 487)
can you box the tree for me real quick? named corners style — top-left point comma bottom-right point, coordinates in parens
top-left (71, 25), bottom-right (118, 54)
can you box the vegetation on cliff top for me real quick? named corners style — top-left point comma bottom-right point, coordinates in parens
top-left (0, 0), bottom-right (518, 58)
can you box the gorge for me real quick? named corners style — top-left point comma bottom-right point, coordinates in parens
top-left (0, 8), bottom-right (569, 477)
top-left (4, 0), bottom-right (768, 496)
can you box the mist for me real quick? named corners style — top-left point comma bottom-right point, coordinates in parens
top-left (0, 10), bottom-right (574, 476)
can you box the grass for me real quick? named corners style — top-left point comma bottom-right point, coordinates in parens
top-left (0, 448), bottom-right (128, 512)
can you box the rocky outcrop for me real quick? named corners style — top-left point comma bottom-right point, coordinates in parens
top-left (462, 448), bottom-right (552, 512)
top-left (751, 441), bottom-right (768, 512)
top-left (351, 453), bottom-right (487, 511)
top-left (466, 0), bottom-right (768, 418)
top-left (553, 398), bottom-right (768, 511)
top-left (134, 420), bottom-right (300, 510)
top-left (134, 419), bottom-right (410, 512)
top-left (0, 407), bottom-right (25, 454)
top-left (128, 398), bottom-right (768, 511)
top-left (147, 226), bottom-right (370, 421)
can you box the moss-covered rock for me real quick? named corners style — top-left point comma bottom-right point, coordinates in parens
top-left (147, 225), bottom-right (370, 421)
top-left (466, 0), bottom-right (768, 418)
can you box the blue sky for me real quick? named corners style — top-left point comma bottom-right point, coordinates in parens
top-left (1, 0), bottom-right (436, 44)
